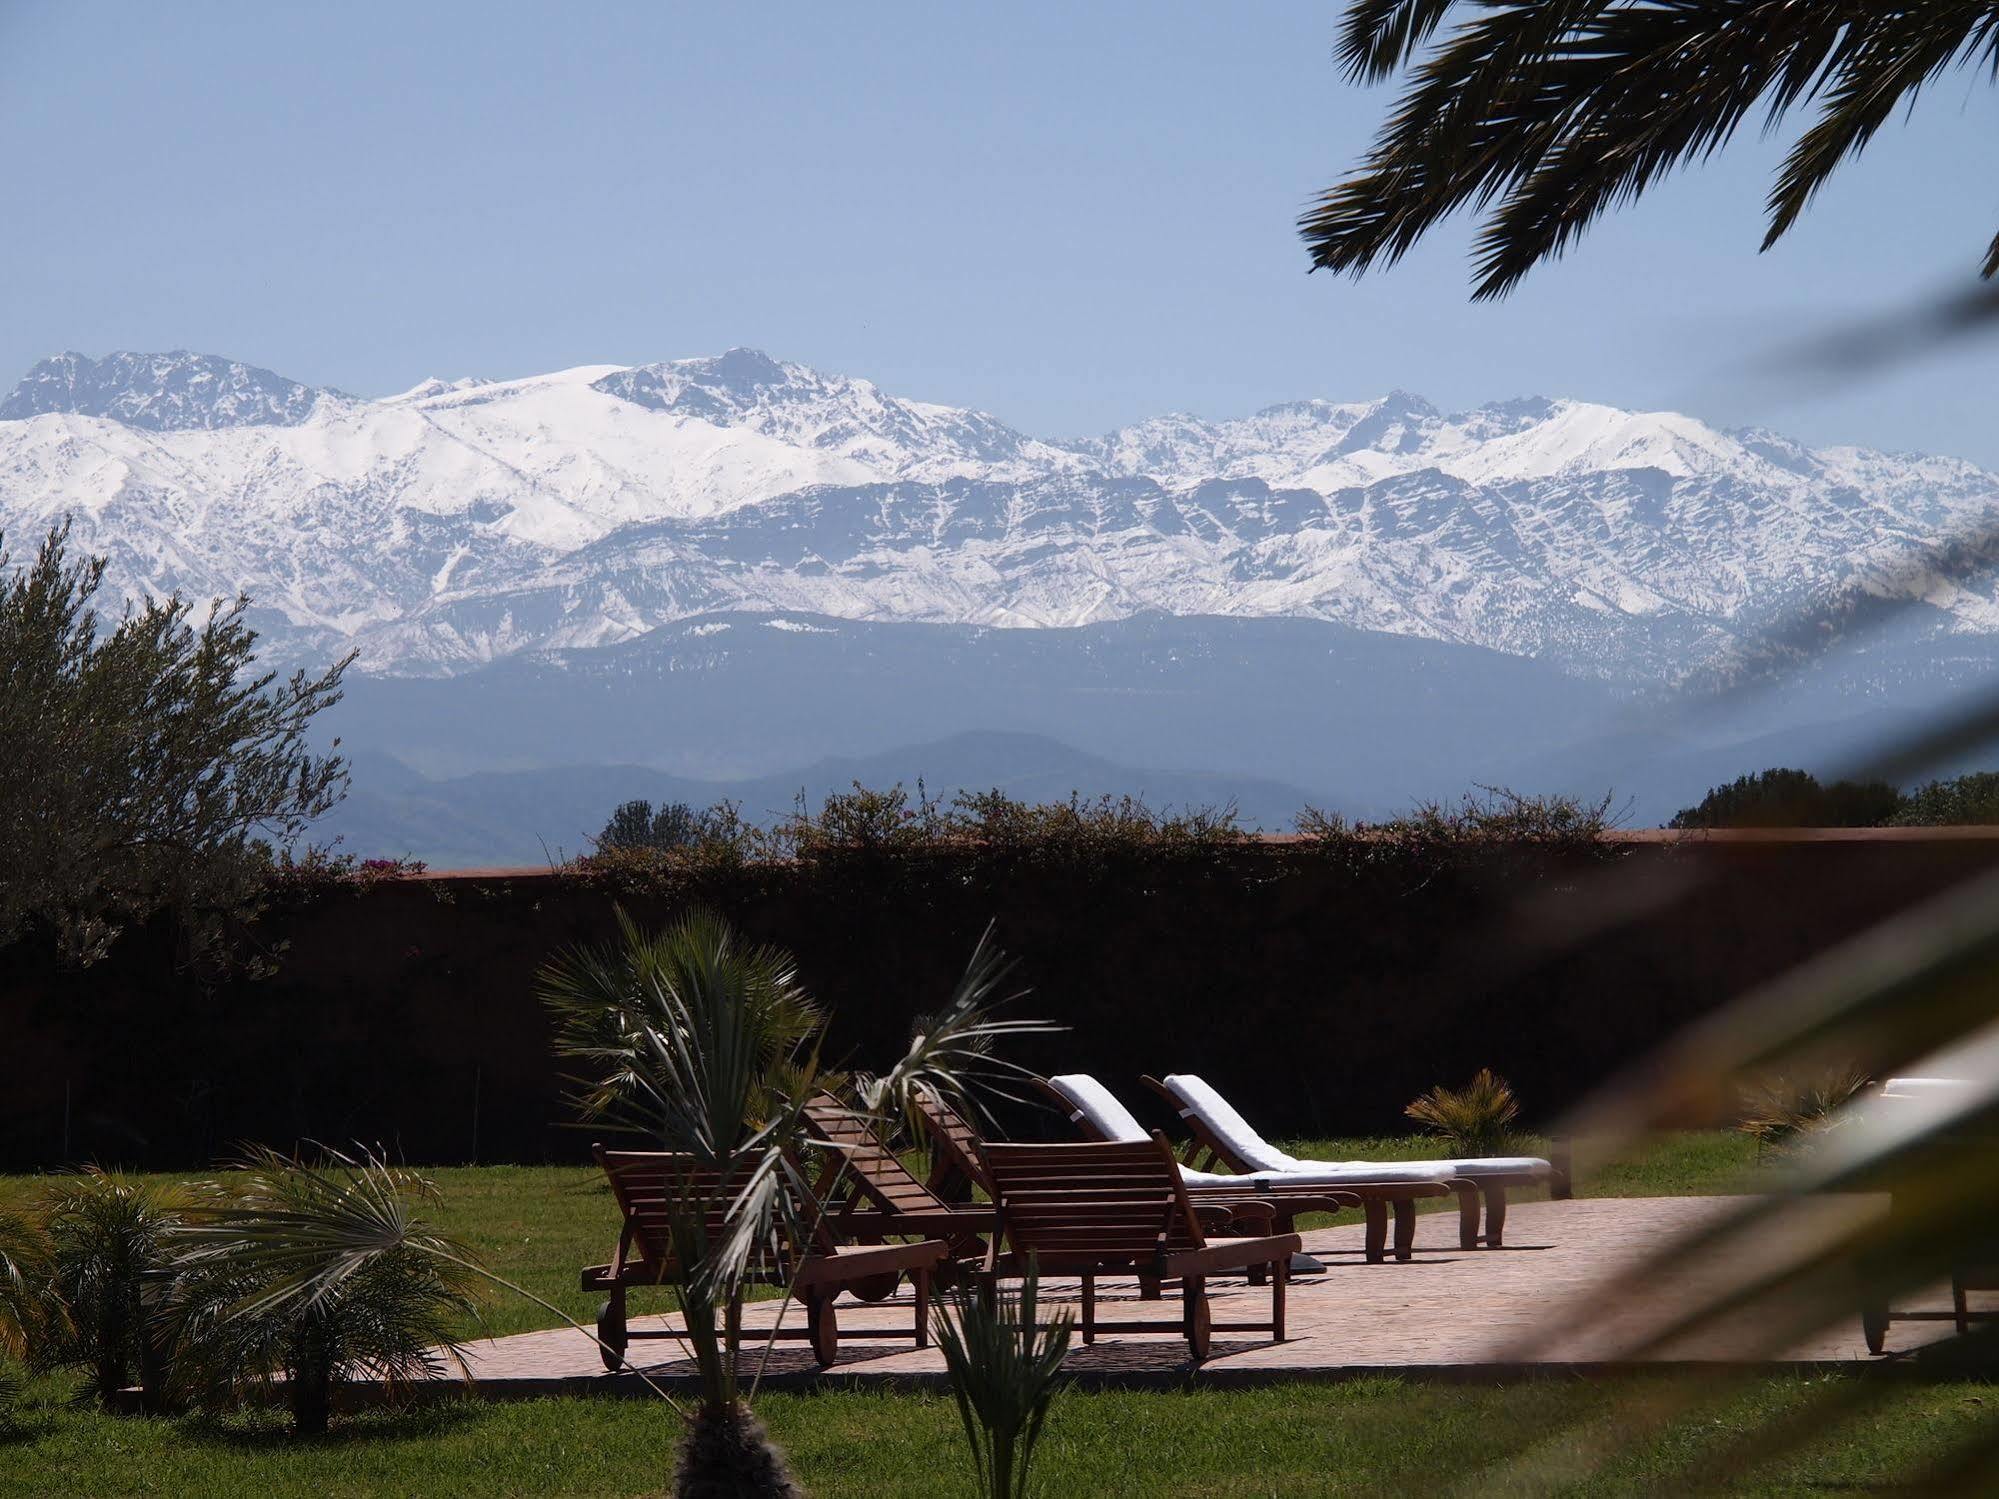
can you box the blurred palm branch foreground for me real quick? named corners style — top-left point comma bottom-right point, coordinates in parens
top-left (1500, 744), bottom-right (1999, 1489)
top-left (1298, 1), bottom-right (1999, 1482)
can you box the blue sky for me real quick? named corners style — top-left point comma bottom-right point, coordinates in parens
top-left (5, 2), bottom-right (1997, 462)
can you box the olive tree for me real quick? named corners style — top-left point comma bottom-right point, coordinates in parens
top-left (0, 521), bottom-right (351, 965)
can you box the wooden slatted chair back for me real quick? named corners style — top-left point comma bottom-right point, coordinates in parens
top-left (594, 1145), bottom-right (813, 1279)
top-left (802, 1092), bottom-right (944, 1215)
top-left (982, 1132), bottom-right (1207, 1269)
top-left (914, 1091), bottom-right (992, 1194)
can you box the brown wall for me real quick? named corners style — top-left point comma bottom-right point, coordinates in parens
top-left (7, 830), bottom-right (1997, 1169)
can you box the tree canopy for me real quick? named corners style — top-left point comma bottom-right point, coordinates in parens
top-left (0, 522), bottom-right (351, 964)
top-left (1669, 766), bottom-right (1904, 829)
top-left (1307, 3), bottom-right (1999, 298)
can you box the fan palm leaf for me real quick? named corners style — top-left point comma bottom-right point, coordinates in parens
top-left (164, 1146), bottom-right (490, 1432)
top-left (169, 1143), bottom-right (688, 1419)
top-left (857, 922), bottom-right (1064, 1141)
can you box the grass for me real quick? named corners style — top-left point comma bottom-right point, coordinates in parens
top-left (2, 1131), bottom-right (1982, 1496)
top-left (0, 1131), bottom-right (1768, 1343)
top-left (3, 1371), bottom-right (1992, 1497)
top-left (1285, 1129), bottom-right (1767, 1202)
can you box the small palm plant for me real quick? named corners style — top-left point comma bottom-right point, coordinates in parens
top-left (539, 907), bottom-right (1060, 1497)
top-left (857, 921), bottom-right (1060, 1148)
top-left (1736, 1064), bottom-right (1873, 1158)
top-left (0, 1206), bottom-right (56, 1428)
top-left (933, 1265), bottom-right (1073, 1499)
top-left (1404, 1067), bottom-right (1521, 1157)
top-left (539, 906), bottom-right (829, 1497)
top-left (39, 1168), bottom-right (191, 1411)
top-left (164, 1147), bottom-right (486, 1435)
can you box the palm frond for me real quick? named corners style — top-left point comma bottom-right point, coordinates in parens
top-left (539, 905), bottom-right (827, 1152)
top-left (1308, 2), bottom-right (1999, 296)
top-left (934, 1262), bottom-right (1074, 1499)
top-left (1404, 1067), bottom-right (1522, 1155)
top-left (1764, 12), bottom-right (1999, 249)
top-left (859, 923), bottom-right (1064, 1140)
top-left (0, 1207), bottom-right (56, 1360)
top-left (1512, 888), bottom-right (1999, 1482)
top-left (1337, 0), bottom-right (1462, 82)
top-left (170, 1145), bottom-right (482, 1324)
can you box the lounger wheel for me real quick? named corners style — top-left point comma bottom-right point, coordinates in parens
top-left (843, 1231), bottom-right (903, 1301)
top-left (1862, 1299), bottom-right (1890, 1356)
top-left (596, 1298), bottom-right (628, 1372)
top-left (1183, 1277), bottom-right (1212, 1362)
top-left (847, 1269), bottom-right (902, 1303)
top-left (808, 1294), bottom-right (839, 1365)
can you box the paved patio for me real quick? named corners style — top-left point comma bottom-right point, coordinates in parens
top-left (437, 1196), bottom-right (1978, 1399)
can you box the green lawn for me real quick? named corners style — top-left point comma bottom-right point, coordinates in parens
top-left (0, 1131), bottom-right (1770, 1343)
top-left (16, 1130), bottom-right (1931, 1498)
top-left (3, 1372), bottom-right (1991, 1497)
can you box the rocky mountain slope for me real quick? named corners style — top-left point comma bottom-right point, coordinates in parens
top-left (6, 347), bottom-right (1995, 685)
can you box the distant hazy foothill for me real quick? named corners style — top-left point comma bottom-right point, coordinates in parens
top-left (6, 347), bottom-right (1998, 864)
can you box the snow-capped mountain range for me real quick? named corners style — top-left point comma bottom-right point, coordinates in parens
top-left (4, 347), bottom-right (1996, 683)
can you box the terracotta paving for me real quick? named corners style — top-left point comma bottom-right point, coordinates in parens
top-left (446, 1196), bottom-right (1976, 1398)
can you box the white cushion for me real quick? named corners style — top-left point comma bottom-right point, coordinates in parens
top-left (1042, 1074), bottom-right (1273, 1188)
top-left (1161, 1073), bottom-right (1298, 1171)
top-left (1881, 1076), bottom-right (1971, 1098)
top-left (1045, 1073), bottom-right (1148, 1142)
top-left (1400, 1157), bottom-right (1550, 1176)
top-left (1164, 1073), bottom-right (1540, 1183)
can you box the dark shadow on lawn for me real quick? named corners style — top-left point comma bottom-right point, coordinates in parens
top-left (179, 1397), bottom-right (487, 1452)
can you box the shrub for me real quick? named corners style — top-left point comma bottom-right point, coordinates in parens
top-left (0, 1206), bottom-right (54, 1430)
top-left (949, 788), bottom-right (1243, 863)
top-left (38, 1169), bottom-right (192, 1410)
top-left (0, 1205), bottom-right (53, 1364)
top-left (165, 1147), bottom-right (484, 1435)
top-left (1890, 771), bottom-right (1999, 827)
top-left (1299, 787), bottom-right (1617, 849)
top-left (595, 798), bottom-right (707, 854)
top-left (786, 781), bottom-right (945, 858)
top-left (0, 521), bottom-right (349, 967)
top-left (1404, 1069), bottom-right (1522, 1156)
top-left (1670, 768), bottom-right (1903, 829)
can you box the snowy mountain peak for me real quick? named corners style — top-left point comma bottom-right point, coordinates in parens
top-left (0, 350), bottom-right (338, 430)
top-left (592, 349), bottom-right (1067, 479)
top-left (383, 375), bottom-right (494, 405)
top-left (4, 345), bottom-right (1998, 688)
top-left (592, 347), bottom-right (839, 422)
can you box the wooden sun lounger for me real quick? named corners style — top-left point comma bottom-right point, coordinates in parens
top-left (916, 1087), bottom-right (1346, 1255)
top-left (801, 1091), bottom-right (994, 1294)
top-left (1141, 1074), bottom-right (1552, 1250)
top-left (582, 1144), bottom-right (947, 1370)
top-left (1033, 1076), bottom-right (1449, 1263)
top-left (980, 1131), bottom-right (1301, 1361)
top-left (1859, 1078), bottom-right (1999, 1352)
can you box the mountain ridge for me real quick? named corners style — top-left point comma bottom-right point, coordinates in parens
top-left (317, 727), bottom-right (1327, 869)
top-left (5, 346), bottom-right (1996, 688)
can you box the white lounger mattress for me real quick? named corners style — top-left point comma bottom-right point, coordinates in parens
top-left (1045, 1073), bottom-right (1456, 1187)
top-left (1162, 1073), bottom-right (1551, 1179)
